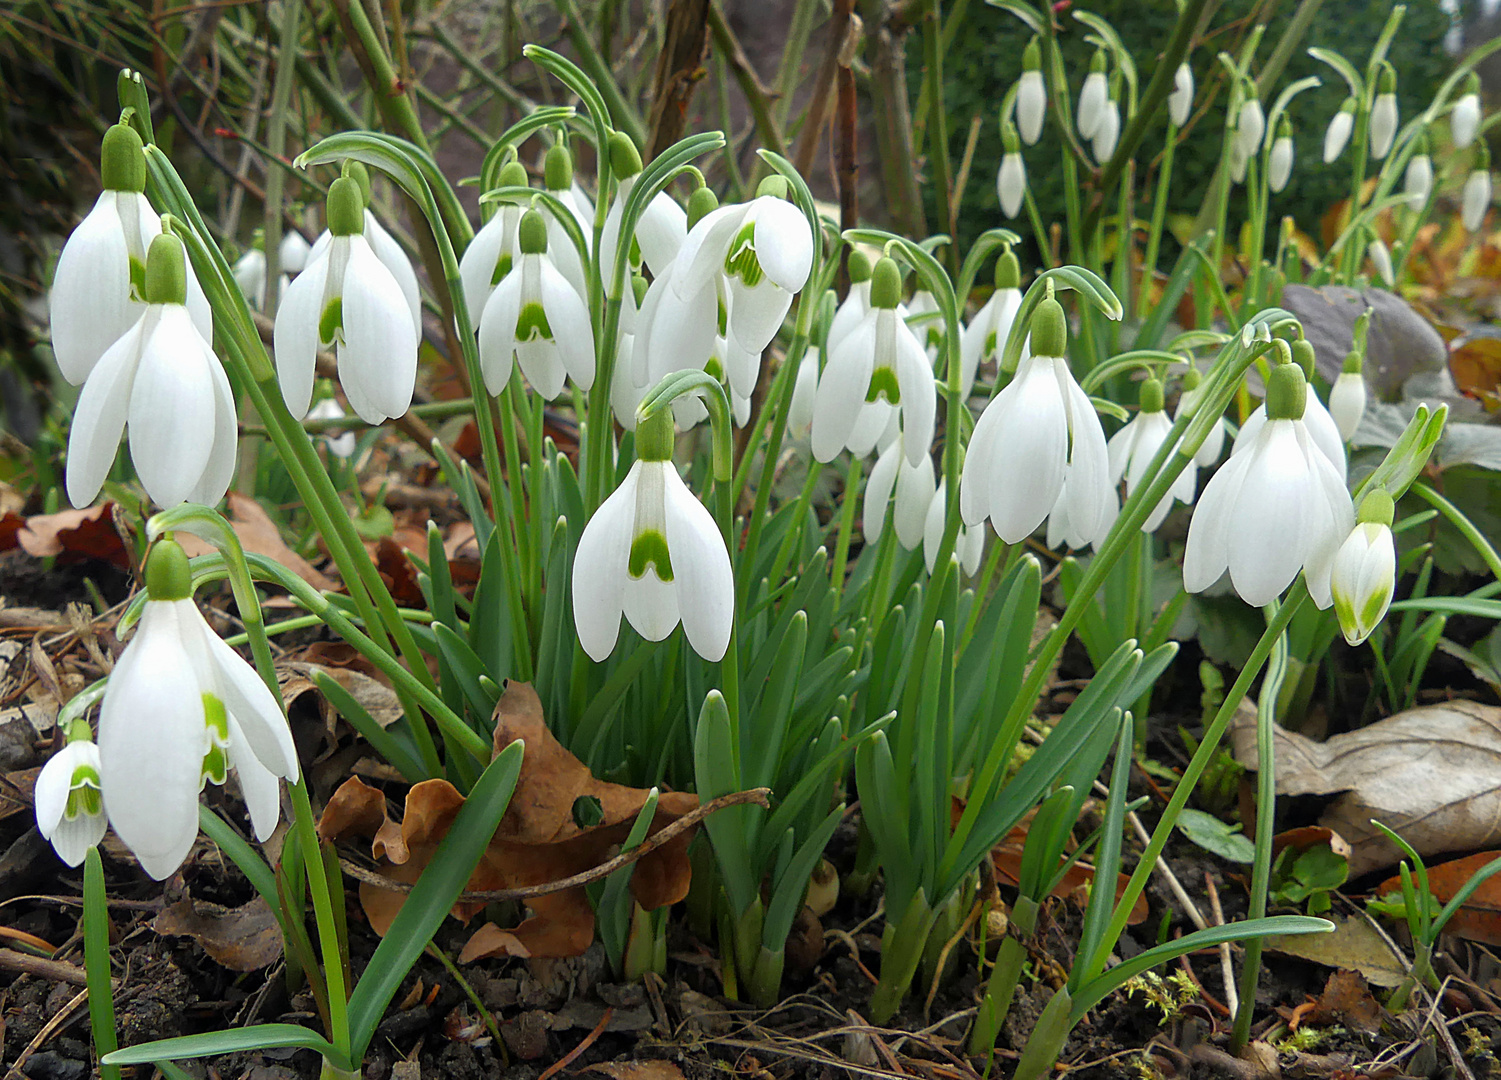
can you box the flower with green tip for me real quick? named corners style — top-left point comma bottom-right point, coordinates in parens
top-left (50, 123), bottom-right (212, 385)
top-left (66, 232), bottom-right (236, 510)
top-left (599, 133), bottom-right (688, 280)
top-left (307, 163), bottom-right (421, 335)
top-left (1233, 338), bottom-right (1347, 482)
top-left (959, 250), bottom-right (1025, 400)
top-left (1174, 365), bottom-right (1225, 467)
top-left (1016, 39), bottom-right (1046, 145)
top-left (1367, 237), bottom-right (1395, 287)
top-left (1077, 51), bottom-right (1108, 139)
top-left (1106, 378), bottom-right (1196, 533)
top-left (1169, 62), bottom-right (1194, 128)
top-left (1268, 117), bottom-right (1294, 194)
top-left (1324, 97), bottom-right (1356, 163)
top-left (1452, 75), bottom-right (1482, 150)
top-left (997, 141), bottom-right (1027, 220)
top-left (1404, 144), bottom-right (1433, 209)
top-left (276, 177), bottom-right (418, 424)
top-left (572, 410), bottom-right (733, 662)
top-left (1092, 89), bottom-right (1121, 165)
top-left (35, 737), bottom-right (106, 867)
top-left (99, 540), bottom-right (299, 880)
top-left (1369, 71), bottom-right (1398, 160)
top-left (1329, 491), bottom-right (1396, 646)
top-left (828, 249), bottom-right (876, 355)
top-left (1329, 357), bottom-right (1366, 442)
top-left (459, 160), bottom-right (530, 321)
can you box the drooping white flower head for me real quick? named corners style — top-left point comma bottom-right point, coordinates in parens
top-left (1168, 62), bottom-right (1194, 128)
top-left (1175, 365), bottom-right (1225, 467)
top-left (539, 144), bottom-right (594, 299)
top-left (99, 540), bottom-right (299, 880)
top-left (307, 394), bottom-right (358, 459)
top-left (478, 208), bottom-right (595, 400)
top-left (960, 296), bottom-right (1114, 546)
top-left (459, 161), bottom-right (529, 325)
top-left (812, 257), bottom-right (936, 468)
top-left (276, 177), bottom-right (419, 424)
top-left (1324, 97), bottom-right (1357, 164)
top-left (1404, 139), bottom-right (1433, 209)
top-left (611, 275), bottom-right (652, 429)
top-left (1329, 353), bottom-right (1367, 442)
top-left (35, 734), bottom-right (106, 867)
top-left (572, 410), bottom-right (734, 662)
top-left (672, 174), bottom-right (814, 358)
top-left (1452, 74), bottom-right (1482, 150)
top-left (1367, 237), bottom-right (1395, 287)
top-left (1463, 153), bottom-right (1493, 232)
top-left (1268, 116), bottom-right (1294, 194)
top-left (1369, 69), bottom-right (1399, 161)
top-left (828, 250), bottom-right (875, 356)
top-left (1184, 361), bottom-right (1354, 608)
top-left (1016, 39), bottom-right (1046, 146)
top-left (997, 121), bottom-right (1027, 220)
top-left (1077, 51), bottom-right (1109, 140)
top-left (280, 229), bottom-right (312, 274)
top-left (864, 433), bottom-right (936, 550)
top-left (1107, 378), bottom-right (1196, 533)
top-left (1330, 490), bottom-right (1397, 646)
top-left (600, 135), bottom-right (689, 282)
top-left (1236, 96), bottom-right (1267, 163)
top-left (50, 124), bottom-right (212, 385)
top-left (306, 162), bottom-right (422, 337)
top-left (958, 249), bottom-right (1026, 400)
top-left (923, 481), bottom-right (985, 575)
top-left (67, 232), bottom-right (236, 510)
top-left (233, 247), bottom-right (286, 312)
top-left (1092, 91), bottom-right (1121, 165)
top-left (1234, 337), bottom-right (1346, 483)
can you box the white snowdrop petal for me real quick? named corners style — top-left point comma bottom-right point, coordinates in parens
top-left (1183, 444), bottom-right (1255, 593)
top-left (811, 315), bottom-right (878, 462)
top-left (635, 192), bottom-right (689, 278)
top-left (538, 259), bottom-right (596, 390)
top-left (51, 193), bottom-right (136, 384)
top-left (459, 211), bottom-right (516, 319)
top-left (894, 321), bottom-right (938, 467)
top-left (1225, 423), bottom-right (1312, 606)
top-left (272, 256), bottom-right (331, 420)
top-left (959, 401), bottom-right (1002, 526)
top-left (35, 743), bottom-right (92, 842)
top-left (1323, 112), bottom-right (1353, 164)
top-left (573, 467), bottom-right (639, 661)
top-left (66, 317), bottom-right (148, 508)
top-left (185, 342), bottom-right (238, 507)
top-left (128, 307), bottom-right (216, 508)
top-left (752, 197), bottom-right (814, 293)
top-left (986, 359), bottom-right (1068, 542)
top-left (477, 273), bottom-right (523, 395)
top-left (227, 729), bottom-right (282, 842)
top-left (364, 210), bottom-right (422, 334)
top-left (863, 441), bottom-right (900, 545)
top-left (894, 452), bottom-right (937, 550)
top-left (662, 468), bottom-right (734, 661)
top-left (998, 153), bottom-right (1026, 219)
top-left (670, 204), bottom-right (746, 299)
top-left (193, 610), bottom-right (298, 780)
top-left (341, 240), bottom-right (419, 423)
top-left (1017, 71), bottom-right (1046, 145)
top-left (727, 276), bottom-right (793, 355)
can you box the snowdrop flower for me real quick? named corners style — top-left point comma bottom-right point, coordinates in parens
top-left (50, 123), bottom-right (211, 385)
top-left (960, 296), bottom-right (1113, 545)
top-left (958, 249), bottom-right (1024, 399)
top-left (1092, 88), bottom-right (1121, 165)
top-left (1077, 51), bottom-right (1108, 140)
top-left (478, 209), bottom-right (595, 399)
top-left (1330, 490), bottom-right (1396, 646)
top-left (828, 250), bottom-right (874, 356)
top-left (459, 161), bottom-right (529, 322)
top-left (307, 162), bottom-right (422, 336)
top-left (572, 409), bottom-right (733, 662)
top-left (1184, 360), bottom-right (1354, 608)
top-left (275, 177), bottom-right (418, 424)
top-left (1463, 149), bottom-right (1492, 232)
top-left (99, 540), bottom-right (299, 880)
top-left (280, 229), bottom-right (312, 274)
top-left (1329, 352), bottom-right (1366, 442)
top-left (542, 143), bottom-right (592, 298)
top-left (1176, 365), bottom-right (1225, 467)
top-left (67, 233), bottom-right (235, 510)
top-left (1168, 62), bottom-right (1194, 128)
top-left (1107, 378), bottom-right (1195, 533)
top-left (673, 174), bottom-right (813, 357)
top-left (1015, 39), bottom-right (1046, 145)
top-left (1236, 96), bottom-right (1266, 162)
top-left (1404, 137), bottom-right (1433, 209)
top-left (788, 348), bottom-right (820, 438)
top-left (1367, 237), bottom-right (1395, 287)
top-left (924, 482), bottom-right (984, 575)
top-left (1369, 69), bottom-right (1398, 161)
top-left (1234, 338), bottom-right (1346, 482)
top-left (1452, 73), bottom-right (1482, 150)
top-left (233, 247), bottom-right (285, 312)
top-left (907, 289), bottom-right (944, 362)
top-left (307, 394), bottom-right (357, 459)
top-left (812, 257), bottom-right (935, 467)
top-left (35, 726), bottom-right (106, 867)
top-left (997, 123), bottom-right (1027, 220)
top-left (1045, 476), bottom-right (1118, 552)
top-left (864, 435), bottom-right (935, 550)
top-left (600, 134), bottom-right (688, 281)
top-left (1324, 97), bottom-right (1357, 164)
top-left (1268, 116), bottom-right (1294, 194)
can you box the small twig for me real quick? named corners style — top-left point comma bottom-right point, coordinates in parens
top-left (0, 949), bottom-right (92, 987)
top-left (3, 987), bottom-right (89, 1080)
top-left (1205, 870), bottom-right (1239, 1018)
top-left (340, 788), bottom-right (769, 900)
top-left (1129, 809), bottom-right (1209, 932)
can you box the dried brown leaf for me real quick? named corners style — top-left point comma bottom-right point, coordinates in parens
top-left (178, 493), bottom-right (335, 591)
top-left (152, 895), bottom-right (282, 970)
top-left (14, 504), bottom-right (131, 569)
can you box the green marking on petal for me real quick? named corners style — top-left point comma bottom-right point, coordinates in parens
top-left (984, 330), bottom-right (997, 356)
top-left (1333, 594), bottom-right (1355, 631)
top-left (202, 744), bottom-right (228, 787)
top-left (129, 256), bottom-right (148, 302)
top-left (866, 366), bottom-right (902, 404)
top-left (203, 693), bottom-right (230, 744)
top-left (704, 354), bottom-right (725, 381)
top-left (319, 297), bottom-right (344, 347)
top-left (517, 301), bottom-right (553, 342)
top-left (628, 530), bottom-right (675, 582)
top-left (717, 298), bottom-right (728, 338)
top-left (1359, 586), bottom-right (1391, 632)
top-left (490, 253), bottom-right (513, 287)
top-left (724, 222), bottom-right (764, 287)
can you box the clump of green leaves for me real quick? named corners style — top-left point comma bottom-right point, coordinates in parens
top-left (1271, 844), bottom-right (1349, 916)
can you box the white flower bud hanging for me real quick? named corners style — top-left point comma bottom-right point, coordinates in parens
top-left (1077, 50), bottom-right (1108, 140)
top-left (1015, 38), bottom-right (1046, 146)
top-left (1329, 351), bottom-right (1367, 442)
top-left (1404, 136), bottom-right (1433, 209)
top-left (1369, 68), bottom-right (1398, 160)
top-left (1092, 83), bottom-right (1121, 165)
top-left (1268, 115), bottom-right (1294, 194)
top-left (1330, 490), bottom-right (1397, 646)
top-left (1169, 62), bottom-right (1194, 128)
top-left (1452, 72), bottom-right (1482, 150)
top-left (1464, 147), bottom-right (1493, 232)
top-left (1324, 97), bottom-right (1357, 163)
top-left (996, 122), bottom-right (1027, 220)
top-left (1367, 237), bottom-right (1394, 287)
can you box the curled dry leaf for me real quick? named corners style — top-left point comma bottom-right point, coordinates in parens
top-left (1375, 850), bottom-right (1501, 947)
top-left (9, 503), bottom-right (131, 570)
top-left (1232, 701), bottom-right (1501, 876)
top-left (152, 895), bottom-right (283, 971)
top-left (319, 683), bottom-right (699, 961)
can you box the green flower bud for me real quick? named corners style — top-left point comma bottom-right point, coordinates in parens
top-left (145, 537), bottom-right (193, 601)
top-left (995, 248), bottom-right (1020, 290)
top-left (101, 123), bottom-right (147, 193)
top-left (1342, 350), bottom-right (1363, 374)
top-left (327, 177), bottom-right (366, 237)
top-left (756, 174), bottom-right (790, 200)
top-left (1291, 336), bottom-right (1316, 378)
top-left (1265, 359), bottom-right (1308, 421)
top-left (848, 248), bottom-right (873, 283)
top-left (1379, 66), bottom-right (1396, 94)
top-left (144, 232), bottom-right (188, 306)
top-left (1089, 49), bottom-right (1107, 75)
top-left (1139, 377), bottom-right (1165, 413)
top-left (497, 160), bottom-right (529, 189)
top-left (608, 132), bottom-right (643, 178)
top-left (1023, 38), bottom-right (1041, 72)
top-left (544, 143), bottom-right (574, 190)
top-left (687, 184), bottom-right (719, 230)
top-left (1181, 364), bottom-right (1203, 391)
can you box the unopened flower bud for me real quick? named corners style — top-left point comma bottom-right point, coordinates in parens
top-left (1330, 490), bottom-right (1396, 645)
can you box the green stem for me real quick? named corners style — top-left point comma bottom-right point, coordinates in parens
top-left (84, 848), bottom-right (121, 1080)
top-left (830, 458), bottom-right (862, 603)
top-left (289, 778), bottom-right (352, 1062)
top-left (1139, 126), bottom-right (1179, 322)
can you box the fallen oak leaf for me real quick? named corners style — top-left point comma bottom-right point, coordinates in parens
top-left (1374, 850), bottom-right (1501, 947)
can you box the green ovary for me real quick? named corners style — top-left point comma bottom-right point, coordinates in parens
top-left (628, 530), bottom-right (675, 582)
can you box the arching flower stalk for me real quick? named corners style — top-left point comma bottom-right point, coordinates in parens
top-left (1175, 364), bottom-right (1225, 467)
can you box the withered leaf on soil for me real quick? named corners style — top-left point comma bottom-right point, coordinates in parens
top-left (177, 493), bottom-right (336, 591)
top-left (10, 503), bottom-right (132, 570)
top-left (1375, 850), bottom-right (1501, 947)
top-left (983, 814), bottom-right (1149, 925)
top-left (1232, 701), bottom-right (1501, 876)
top-left (319, 683), bottom-right (698, 960)
top-left (152, 895), bottom-right (282, 970)
top-left (1263, 913), bottom-right (1407, 988)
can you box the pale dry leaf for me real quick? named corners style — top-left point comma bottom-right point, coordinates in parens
top-left (152, 895), bottom-right (282, 970)
top-left (1232, 701), bottom-right (1501, 875)
top-left (1262, 914), bottom-right (1407, 988)
top-left (177, 493), bottom-right (336, 591)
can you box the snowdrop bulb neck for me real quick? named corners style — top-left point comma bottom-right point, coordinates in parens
top-left (636, 407), bottom-right (676, 461)
top-left (869, 256), bottom-right (902, 309)
top-left (326, 177), bottom-right (366, 237)
top-left (518, 209), bottom-right (549, 254)
top-left (995, 248), bottom-right (1020, 290)
top-left (1030, 296), bottom-right (1066, 357)
top-left (101, 123), bottom-right (146, 193)
top-left (687, 184), bottom-right (719, 228)
top-left (1358, 488), bottom-right (1394, 528)
top-left (1265, 361), bottom-right (1307, 421)
top-left (545, 143), bottom-right (574, 190)
top-left (609, 131), bottom-right (643, 177)
top-left (145, 538), bottom-right (193, 601)
top-left (144, 232), bottom-right (188, 305)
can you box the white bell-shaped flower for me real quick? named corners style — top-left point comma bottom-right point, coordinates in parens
top-left (1184, 361), bottom-right (1353, 608)
top-left (997, 117), bottom-right (1028, 220)
top-left (907, 289), bottom-right (944, 362)
top-left (1404, 145), bottom-right (1433, 209)
top-left (1367, 237), bottom-right (1395, 287)
top-left (1092, 94), bottom-right (1121, 165)
top-left (1330, 490), bottom-right (1397, 646)
top-left (812, 257), bottom-right (935, 467)
top-left (1175, 366), bottom-right (1225, 467)
top-left (307, 163), bottom-right (422, 337)
top-left (1463, 159), bottom-right (1492, 232)
top-left (1233, 338), bottom-right (1345, 481)
top-left (307, 394), bottom-right (358, 459)
top-left (864, 433), bottom-right (935, 550)
top-left (1324, 97), bottom-right (1356, 164)
top-left (958, 249), bottom-right (1025, 399)
top-left (1236, 97), bottom-right (1266, 162)
top-left (960, 296), bottom-right (1113, 546)
top-left (1329, 355), bottom-right (1367, 442)
top-left (1169, 62), bottom-right (1194, 128)
top-left (788, 348), bottom-right (820, 438)
top-left (611, 275), bottom-right (652, 429)
top-left (828, 250), bottom-right (875, 355)
top-left (233, 247), bottom-right (287, 312)
top-left (98, 540), bottom-right (299, 880)
top-left (459, 160), bottom-right (529, 322)
top-left (1045, 476), bottom-right (1119, 552)
top-left (1369, 72), bottom-right (1398, 160)
top-left (923, 481), bottom-right (985, 575)
top-left (276, 178), bottom-right (418, 424)
top-left (67, 233), bottom-right (236, 510)
top-left (673, 176), bottom-right (813, 356)
top-left (1016, 39), bottom-right (1046, 145)
top-left (572, 410), bottom-right (734, 662)
top-left (50, 124), bottom-right (212, 385)
top-left (478, 208), bottom-right (595, 399)
top-left (1107, 378), bottom-right (1196, 533)
top-left (1452, 75), bottom-right (1482, 150)
top-left (35, 734), bottom-right (106, 867)
top-left (1077, 52), bottom-right (1108, 140)
top-left (280, 229), bottom-right (312, 274)
top-left (1268, 117), bottom-right (1294, 194)
top-left (539, 144), bottom-right (593, 299)
top-left (600, 135), bottom-right (689, 281)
